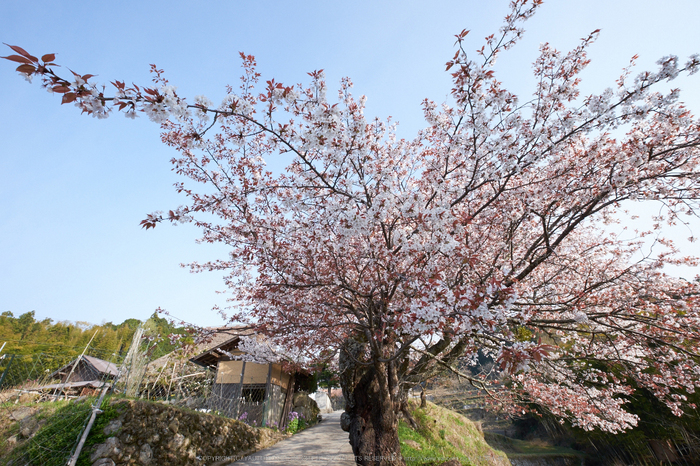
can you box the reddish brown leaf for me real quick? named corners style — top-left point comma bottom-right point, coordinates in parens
top-left (61, 92), bottom-right (77, 104)
top-left (2, 54), bottom-right (33, 64)
top-left (41, 53), bottom-right (56, 63)
top-left (15, 64), bottom-right (36, 74)
top-left (52, 85), bottom-right (70, 93)
top-left (3, 44), bottom-right (38, 62)
top-left (140, 219), bottom-right (157, 230)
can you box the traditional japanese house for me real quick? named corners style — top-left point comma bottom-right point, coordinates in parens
top-left (40, 355), bottom-right (120, 398)
top-left (190, 332), bottom-right (296, 428)
top-left (49, 355), bottom-right (120, 384)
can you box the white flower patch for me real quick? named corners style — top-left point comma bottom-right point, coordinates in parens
top-left (160, 85), bottom-right (188, 120)
top-left (236, 335), bottom-right (281, 364)
top-left (78, 92), bottom-right (109, 119)
top-left (193, 94), bottom-right (213, 123)
top-left (143, 101), bottom-right (170, 123)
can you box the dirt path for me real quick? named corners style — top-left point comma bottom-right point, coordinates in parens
top-left (231, 411), bottom-right (356, 465)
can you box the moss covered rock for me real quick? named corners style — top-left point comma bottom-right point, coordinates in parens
top-left (291, 392), bottom-right (320, 426)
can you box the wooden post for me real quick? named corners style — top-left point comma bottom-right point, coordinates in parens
top-left (280, 374), bottom-right (295, 430)
top-left (165, 362), bottom-right (177, 401)
top-left (67, 382), bottom-right (110, 466)
top-left (234, 361), bottom-right (246, 419)
top-left (120, 325), bottom-right (145, 397)
top-left (68, 352), bottom-right (123, 466)
top-left (150, 358), bottom-right (169, 399)
top-left (210, 362), bottom-right (219, 412)
top-left (262, 363), bottom-right (273, 426)
top-left (0, 354), bottom-right (15, 391)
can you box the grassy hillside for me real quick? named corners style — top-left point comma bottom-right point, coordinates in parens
top-left (399, 401), bottom-right (586, 466)
top-left (399, 401), bottom-right (511, 466)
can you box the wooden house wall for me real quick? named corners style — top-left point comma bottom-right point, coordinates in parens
top-left (64, 362), bottom-right (101, 383)
top-left (270, 364), bottom-right (290, 390)
top-left (215, 361), bottom-right (244, 384)
top-left (242, 363), bottom-right (268, 384)
top-left (210, 360), bottom-right (291, 426)
top-left (215, 361), bottom-right (290, 389)
top-left (267, 384), bottom-right (287, 427)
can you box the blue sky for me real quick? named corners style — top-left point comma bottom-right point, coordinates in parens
top-left (2, 0), bottom-right (699, 328)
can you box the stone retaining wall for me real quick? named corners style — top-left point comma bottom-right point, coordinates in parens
top-left (88, 399), bottom-right (286, 466)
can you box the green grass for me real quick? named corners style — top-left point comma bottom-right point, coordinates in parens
top-left (398, 402), bottom-right (586, 466)
top-left (398, 401), bottom-right (510, 466)
top-left (0, 396), bottom-right (125, 466)
top-left (75, 397), bottom-right (123, 466)
top-left (2, 399), bottom-right (93, 466)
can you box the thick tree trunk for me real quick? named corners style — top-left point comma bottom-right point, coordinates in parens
top-left (340, 340), bottom-right (405, 466)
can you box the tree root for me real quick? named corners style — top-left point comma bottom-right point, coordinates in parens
top-left (400, 402), bottom-right (419, 430)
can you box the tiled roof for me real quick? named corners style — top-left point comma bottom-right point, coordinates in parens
top-left (83, 355), bottom-right (120, 376)
top-left (49, 355), bottom-right (120, 379)
top-left (147, 326), bottom-right (254, 371)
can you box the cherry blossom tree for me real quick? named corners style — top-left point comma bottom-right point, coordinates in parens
top-left (5, 1), bottom-right (700, 464)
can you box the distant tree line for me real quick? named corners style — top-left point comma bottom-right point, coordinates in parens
top-left (0, 311), bottom-right (186, 360)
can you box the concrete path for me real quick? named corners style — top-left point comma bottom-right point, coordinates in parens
top-left (232, 411), bottom-right (356, 465)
